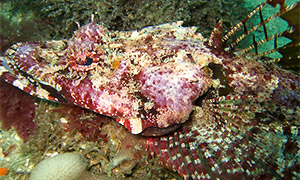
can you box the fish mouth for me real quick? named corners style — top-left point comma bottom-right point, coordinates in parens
top-left (140, 123), bottom-right (183, 136)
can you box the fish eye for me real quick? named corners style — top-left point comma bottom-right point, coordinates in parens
top-left (84, 57), bottom-right (93, 66)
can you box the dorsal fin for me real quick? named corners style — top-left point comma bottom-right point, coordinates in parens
top-left (274, 2), bottom-right (299, 72)
top-left (220, 0), bottom-right (299, 72)
top-left (208, 20), bottom-right (223, 52)
top-left (221, 0), bottom-right (271, 46)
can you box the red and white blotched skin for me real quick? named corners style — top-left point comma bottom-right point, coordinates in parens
top-left (147, 53), bottom-right (300, 179)
top-left (0, 21), bottom-right (215, 135)
top-left (0, 13), bottom-right (299, 180)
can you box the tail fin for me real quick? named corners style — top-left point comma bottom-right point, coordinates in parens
top-left (210, 0), bottom-right (300, 72)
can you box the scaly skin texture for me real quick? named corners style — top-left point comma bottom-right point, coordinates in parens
top-left (148, 52), bottom-right (300, 179)
top-left (0, 16), bottom-right (299, 179)
top-left (0, 21), bottom-right (214, 135)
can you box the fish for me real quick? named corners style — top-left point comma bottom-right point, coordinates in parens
top-left (0, 0), bottom-right (299, 179)
top-left (147, 1), bottom-right (300, 179)
top-left (0, 17), bottom-right (213, 136)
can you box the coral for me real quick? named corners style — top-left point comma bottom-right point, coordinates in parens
top-left (29, 153), bottom-right (88, 180)
top-left (0, 1), bottom-right (52, 54)
top-left (23, 102), bottom-right (92, 155)
top-left (11, 101), bottom-right (172, 179)
top-left (35, 0), bottom-right (247, 39)
top-left (0, 79), bottom-right (37, 142)
top-left (64, 106), bottom-right (110, 142)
